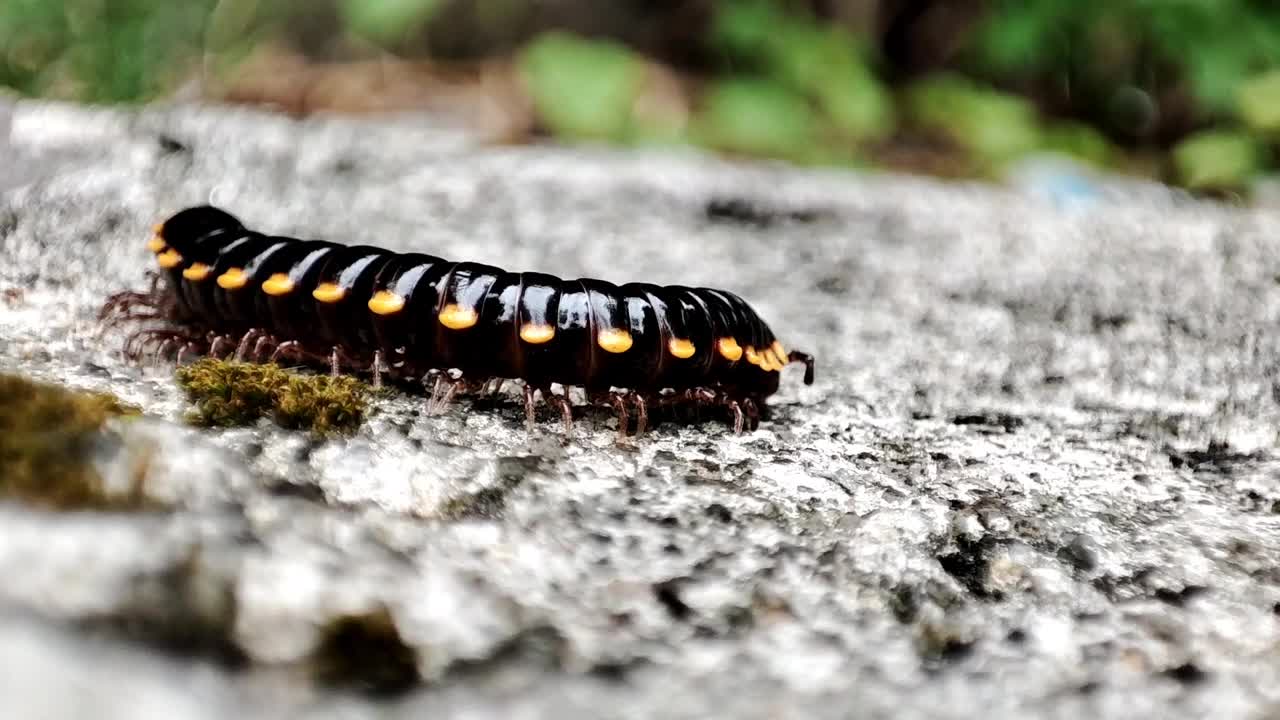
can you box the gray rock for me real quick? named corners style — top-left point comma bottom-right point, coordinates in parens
top-left (2, 100), bottom-right (1280, 719)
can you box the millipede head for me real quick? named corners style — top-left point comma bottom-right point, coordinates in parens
top-left (152, 205), bottom-right (244, 256)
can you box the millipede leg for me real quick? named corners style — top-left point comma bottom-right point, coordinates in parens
top-left (742, 397), bottom-right (760, 431)
top-left (726, 400), bottom-right (745, 434)
top-left (522, 384), bottom-right (538, 431)
top-left (548, 391), bottom-right (574, 435)
top-left (443, 380), bottom-right (461, 409)
top-left (428, 375), bottom-right (446, 408)
top-left (252, 335), bottom-right (274, 362)
top-left (176, 341), bottom-right (202, 366)
top-left (371, 350), bottom-right (384, 389)
top-left (123, 328), bottom-right (181, 361)
top-left (429, 378), bottom-right (460, 415)
top-left (271, 340), bottom-right (301, 364)
top-left (99, 301), bottom-right (164, 330)
top-left (686, 387), bottom-right (716, 423)
top-left (152, 338), bottom-right (175, 367)
top-left (234, 329), bottom-right (260, 361)
top-left (209, 335), bottom-right (228, 359)
top-left (98, 290), bottom-right (159, 325)
top-left (631, 393), bottom-right (649, 435)
top-left (609, 392), bottom-right (629, 439)
top-left (477, 378), bottom-right (503, 399)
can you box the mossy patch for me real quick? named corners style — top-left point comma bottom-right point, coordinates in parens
top-left (0, 373), bottom-right (143, 509)
top-left (175, 359), bottom-right (368, 437)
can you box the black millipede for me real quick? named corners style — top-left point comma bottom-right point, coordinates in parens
top-left (100, 205), bottom-right (816, 435)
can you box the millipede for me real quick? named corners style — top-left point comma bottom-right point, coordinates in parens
top-left (100, 205), bottom-right (815, 435)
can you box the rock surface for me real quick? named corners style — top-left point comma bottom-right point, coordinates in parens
top-left (2, 99), bottom-right (1280, 719)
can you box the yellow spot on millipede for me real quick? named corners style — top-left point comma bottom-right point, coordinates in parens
top-left (667, 338), bottom-right (695, 359)
top-left (153, 223), bottom-right (164, 235)
top-left (146, 236), bottom-right (165, 253)
top-left (313, 282), bottom-right (345, 303)
top-left (762, 348), bottom-right (783, 371)
top-left (717, 337), bottom-right (743, 362)
top-left (261, 273), bottom-right (294, 296)
top-left (597, 328), bottom-right (633, 354)
top-left (182, 263), bottom-right (210, 281)
top-left (439, 303), bottom-right (478, 330)
top-left (368, 290), bottom-right (405, 315)
top-left (216, 267), bottom-right (248, 290)
top-left (156, 248), bottom-right (183, 269)
top-left (520, 324), bottom-right (555, 344)
top-left (745, 346), bottom-right (761, 366)
top-left (772, 340), bottom-right (787, 360)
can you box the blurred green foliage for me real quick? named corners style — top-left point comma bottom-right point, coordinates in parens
top-left (904, 74), bottom-right (1042, 170)
top-left (519, 32), bottom-right (645, 141)
top-left (338, 0), bottom-right (444, 47)
top-left (1172, 131), bottom-right (1265, 191)
top-left (711, 0), bottom-right (894, 146)
top-left (4, 0), bottom-right (1280, 193)
top-left (0, 0), bottom-right (220, 101)
top-left (973, 0), bottom-right (1280, 117)
top-left (693, 78), bottom-right (818, 159)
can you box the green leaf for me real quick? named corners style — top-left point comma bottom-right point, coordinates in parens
top-left (1040, 121), bottom-right (1113, 166)
top-left (765, 23), bottom-right (840, 92)
top-left (817, 60), bottom-right (895, 142)
top-left (710, 0), bottom-right (784, 60)
top-left (972, 4), bottom-right (1060, 74)
top-left (906, 74), bottom-right (1041, 166)
top-left (1172, 130), bottom-right (1263, 190)
top-left (1237, 70), bottom-right (1280, 133)
top-left (1185, 43), bottom-right (1253, 113)
top-left (0, 0), bottom-right (71, 95)
top-left (338, 0), bottom-right (443, 47)
top-left (692, 78), bottom-right (815, 159)
top-left (520, 32), bottom-right (645, 141)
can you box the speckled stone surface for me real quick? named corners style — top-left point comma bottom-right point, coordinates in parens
top-left (2, 99), bottom-right (1280, 719)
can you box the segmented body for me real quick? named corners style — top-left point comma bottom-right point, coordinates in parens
top-left (110, 205), bottom-right (815, 434)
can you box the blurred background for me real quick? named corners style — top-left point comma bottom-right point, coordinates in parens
top-left (3, 0), bottom-right (1280, 196)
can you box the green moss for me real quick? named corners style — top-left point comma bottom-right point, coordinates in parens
top-left (175, 359), bottom-right (369, 437)
top-left (0, 373), bottom-right (142, 509)
top-left (274, 374), bottom-right (368, 436)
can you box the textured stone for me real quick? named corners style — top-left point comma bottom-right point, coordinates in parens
top-left (2, 100), bottom-right (1280, 719)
